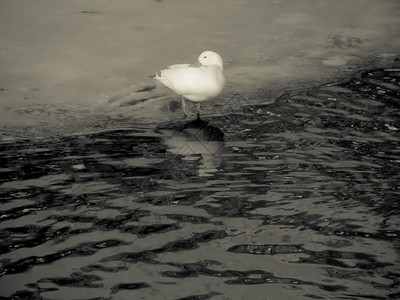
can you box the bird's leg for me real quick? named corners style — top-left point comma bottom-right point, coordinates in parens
top-left (181, 96), bottom-right (194, 116)
top-left (196, 103), bottom-right (206, 115)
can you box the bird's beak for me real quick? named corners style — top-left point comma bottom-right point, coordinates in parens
top-left (189, 60), bottom-right (202, 67)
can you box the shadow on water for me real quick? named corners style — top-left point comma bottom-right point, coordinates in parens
top-left (0, 67), bottom-right (399, 299)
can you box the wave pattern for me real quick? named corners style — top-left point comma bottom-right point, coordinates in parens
top-left (0, 68), bottom-right (399, 299)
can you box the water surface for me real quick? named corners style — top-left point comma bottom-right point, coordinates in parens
top-left (1, 67), bottom-right (399, 299)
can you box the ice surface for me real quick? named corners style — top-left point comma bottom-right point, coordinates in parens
top-left (0, 0), bottom-right (399, 138)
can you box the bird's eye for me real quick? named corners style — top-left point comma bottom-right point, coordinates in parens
top-left (204, 56), bottom-right (207, 58)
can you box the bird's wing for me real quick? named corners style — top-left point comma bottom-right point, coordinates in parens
top-left (167, 64), bottom-right (191, 69)
top-left (156, 66), bottom-right (207, 95)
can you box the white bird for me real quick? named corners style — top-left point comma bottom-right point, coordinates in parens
top-left (154, 51), bottom-right (226, 116)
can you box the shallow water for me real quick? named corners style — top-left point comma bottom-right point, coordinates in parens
top-left (1, 68), bottom-right (399, 299)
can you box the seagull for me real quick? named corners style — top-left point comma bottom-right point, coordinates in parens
top-left (154, 51), bottom-right (225, 116)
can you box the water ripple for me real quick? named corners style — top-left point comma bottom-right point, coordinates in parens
top-left (0, 68), bottom-right (399, 299)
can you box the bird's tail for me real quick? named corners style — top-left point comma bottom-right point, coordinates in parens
top-left (154, 70), bottom-right (164, 79)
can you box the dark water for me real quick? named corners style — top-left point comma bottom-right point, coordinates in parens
top-left (1, 68), bottom-right (399, 299)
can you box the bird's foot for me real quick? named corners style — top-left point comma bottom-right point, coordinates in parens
top-left (195, 103), bottom-right (206, 115)
top-left (183, 107), bottom-right (196, 116)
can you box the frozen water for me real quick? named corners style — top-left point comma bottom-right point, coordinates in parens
top-left (0, 0), bottom-right (399, 138)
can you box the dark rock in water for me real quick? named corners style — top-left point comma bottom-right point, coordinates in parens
top-left (182, 115), bottom-right (225, 142)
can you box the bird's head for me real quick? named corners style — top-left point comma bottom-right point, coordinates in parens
top-left (197, 51), bottom-right (224, 69)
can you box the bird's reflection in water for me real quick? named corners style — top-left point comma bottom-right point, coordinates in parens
top-left (161, 116), bottom-right (224, 177)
